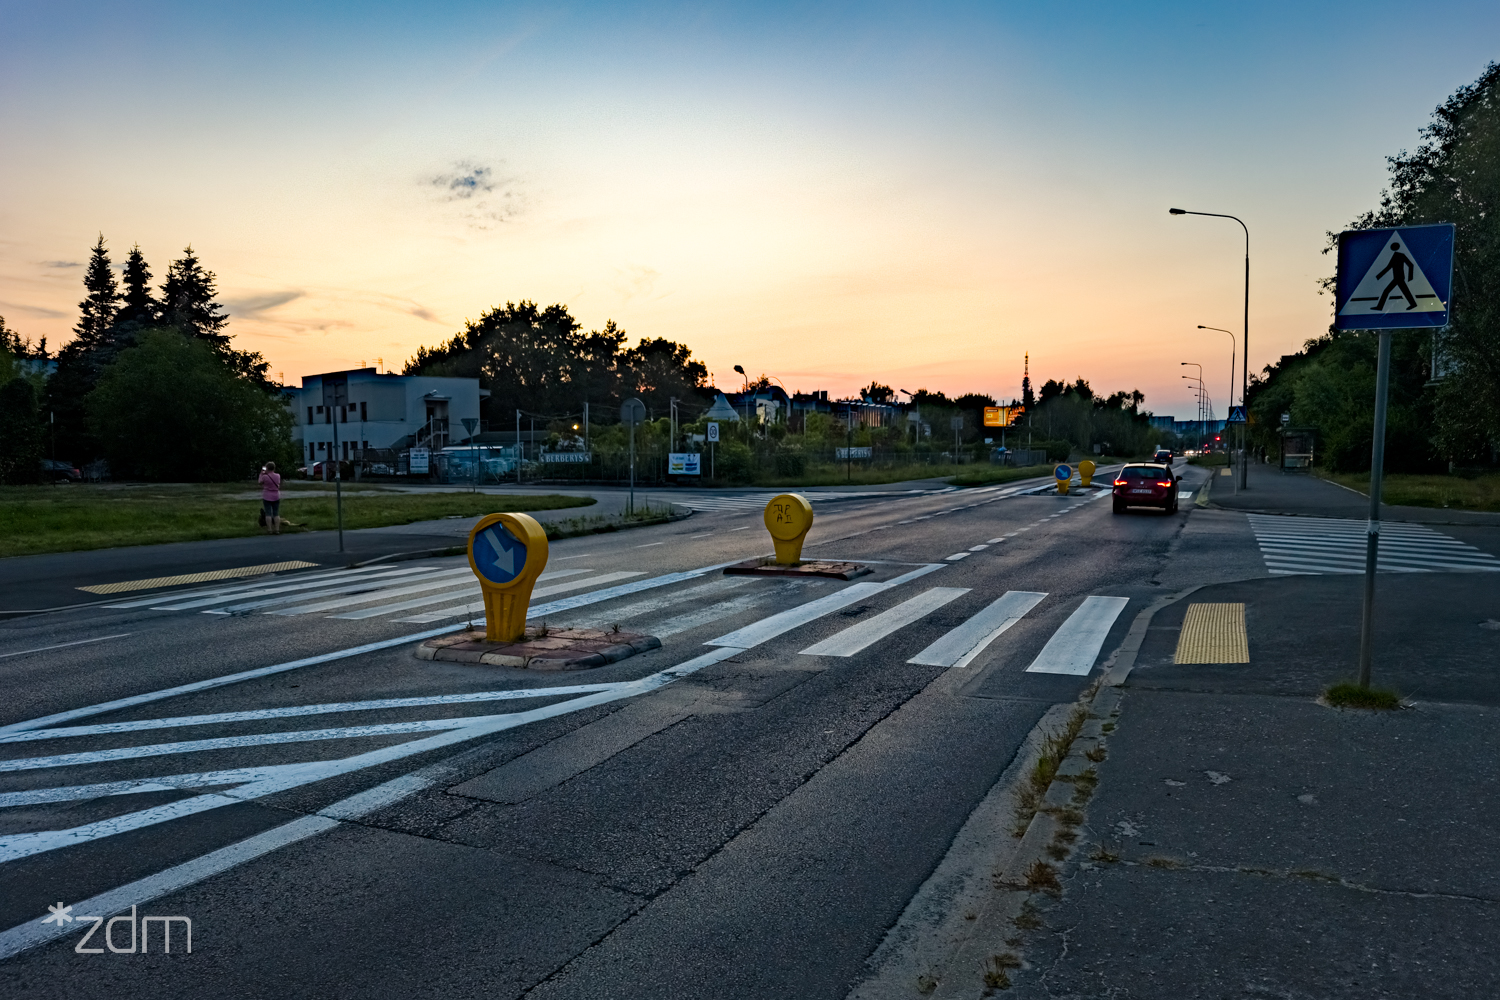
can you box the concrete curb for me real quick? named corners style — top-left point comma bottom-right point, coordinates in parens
top-left (866, 591), bottom-right (1196, 999)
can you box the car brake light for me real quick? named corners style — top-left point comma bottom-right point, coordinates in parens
top-left (1156, 481), bottom-right (1173, 487)
top-left (1112, 479), bottom-right (1127, 486)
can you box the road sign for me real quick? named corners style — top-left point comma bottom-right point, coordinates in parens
top-left (1335, 223), bottom-right (1455, 330)
top-left (467, 512), bottom-right (549, 642)
top-left (668, 453), bottom-right (701, 475)
top-left (1227, 406), bottom-right (1247, 424)
top-left (1055, 463), bottom-right (1071, 496)
top-left (408, 447), bottom-right (430, 474)
top-left (764, 494), bottom-right (814, 565)
top-left (620, 398), bottom-right (646, 425)
top-left (706, 422), bottom-right (719, 442)
top-left (461, 417), bottom-right (478, 436)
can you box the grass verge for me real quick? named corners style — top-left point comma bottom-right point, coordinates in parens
top-left (1318, 470), bottom-right (1500, 512)
top-left (0, 483), bottom-right (595, 558)
top-left (1187, 452), bottom-right (1229, 467)
top-left (949, 463), bottom-right (1057, 488)
top-left (1323, 682), bottom-right (1402, 711)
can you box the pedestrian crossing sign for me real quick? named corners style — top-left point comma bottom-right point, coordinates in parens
top-left (1335, 223), bottom-right (1454, 330)
top-left (1227, 406), bottom-right (1246, 424)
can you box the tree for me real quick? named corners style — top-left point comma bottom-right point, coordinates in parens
top-left (115, 244), bottom-right (158, 336)
top-left (622, 337), bottom-right (710, 414)
top-left (861, 382), bottom-right (895, 404)
top-left (73, 234), bottom-right (120, 354)
top-left (86, 329), bottom-right (294, 481)
top-left (952, 392), bottom-right (997, 411)
top-left (160, 246), bottom-right (230, 351)
top-left (0, 377), bottom-right (44, 484)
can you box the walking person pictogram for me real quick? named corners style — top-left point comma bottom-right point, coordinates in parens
top-left (1373, 242), bottom-right (1418, 311)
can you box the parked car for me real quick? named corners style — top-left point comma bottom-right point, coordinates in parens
top-left (1112, 463), bottom-right (1180, 514)
top-left (40, 459), bottom-right (82, 484)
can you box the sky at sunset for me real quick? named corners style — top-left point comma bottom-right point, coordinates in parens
top-left (3, 1), bottom-right (1498, 421)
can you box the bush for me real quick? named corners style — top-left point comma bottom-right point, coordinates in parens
top-left (714, 441), bottom-right (753, 483)
top-left (87, 329), bottom-right (296, 481)
top-left (774, 448), bottom-right (807, 477)
top-left (0, 378), bottom-right (43, 484)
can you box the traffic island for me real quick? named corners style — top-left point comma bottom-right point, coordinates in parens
top-left (723, 557), bottom-right (872, 580)
top-left (417, 626), bottom-right (660, 670)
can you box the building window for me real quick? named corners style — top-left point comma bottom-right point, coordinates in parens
top-left (359, 401), bottom-right (367, 421)
top-left (308, 443), bottom-right (315, 459)
top-left (307, 406), bottom-right (313, 424)
top-left (318, 442), bottom-right (326, 452)
top-left (341, 406), bottom-right (348, 423)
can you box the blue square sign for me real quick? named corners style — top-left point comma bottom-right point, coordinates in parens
top-left (1334, 223), bottom-right (1455, 330)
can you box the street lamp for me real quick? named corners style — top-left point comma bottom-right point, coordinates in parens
top-left (1171, 208), bottom-right (1249, 488)
top-left (1199, 324), bottom-right (1238, 486)
top-left (733, 364), bottom-right (748, 425)
top-left (1181, 362), bottom-right (1204, 450)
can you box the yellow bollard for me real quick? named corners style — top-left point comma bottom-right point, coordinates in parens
top-left (1079, 459), bottom-right (1096, 487)
top-left (1054, 463), bottom-right (1072, 496)
top-left (764, 493), bottom-right (814, 565)
top-left (467, 512), bottom-right (549, 642)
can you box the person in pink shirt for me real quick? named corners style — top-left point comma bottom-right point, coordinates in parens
top-left (259, 462), bottom-right (282, 535)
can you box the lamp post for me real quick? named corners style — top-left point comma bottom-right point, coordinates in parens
top-left (1199, 324), bottom-right (1238, 485)
top-left (1171, 207), bottom-right (1249, 487)
top-left (1181, 363), bottom-right (1204, 450)
top-left (733, 364), bottom-right (748, 427)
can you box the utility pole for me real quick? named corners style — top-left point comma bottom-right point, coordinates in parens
top-left (515, 409), bottom-right (521, 485)
top-left (323, 377), bottom-right (348, 553)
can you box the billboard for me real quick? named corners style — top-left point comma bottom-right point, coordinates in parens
top-left (984, 406), bottom-right (1022, 427)
top-left (668, 452), bottom-right (701, 475)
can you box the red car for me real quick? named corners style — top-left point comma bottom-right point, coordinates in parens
top-left (1112, 463), bottom-right (1180, 514)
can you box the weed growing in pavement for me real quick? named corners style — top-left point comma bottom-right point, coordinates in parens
top-left (1004, 936), bottom-right (1023, 947)
top-left (1043, 805), bottom-right (1085, 828)
top-left (1013, 900), bottom-right (1044, 931)
top-left (1144, 856), bottom-right (1185, 869)
top-left (982, 952), bottom-right (1022, 990)
top-left (1011, 706), bottom-right (1090, 836)
top-left (1085, 744), bottom-right (1108, 762)
top-left (916, 973), bottom-right (939, 995)
top-left (1046, 843), bottom-right (1069, 860)
top-left (1323, 682), bottom-right (1402, 711)
top-left (1024, 860), bottom-right (1062, 895)
top-left (1089, 842), bottom-right (1122, 863)
top-left (1101, 721), bottom-right (1116, 733)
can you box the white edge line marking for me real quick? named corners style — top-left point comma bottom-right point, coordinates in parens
top-left (0, 648), bottom-right (745, 961)
top-left (0, 634), bottom-right (132, 660)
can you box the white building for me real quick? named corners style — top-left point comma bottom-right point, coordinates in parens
top-left (288, 369), bottom-right (487, 465)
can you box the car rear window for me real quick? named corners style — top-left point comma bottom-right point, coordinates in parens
top-left (1120, 466), bottom-right (1165, 480)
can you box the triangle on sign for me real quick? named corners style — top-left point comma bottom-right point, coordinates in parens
top-left (1339, 231), bottom-right (1446, 317)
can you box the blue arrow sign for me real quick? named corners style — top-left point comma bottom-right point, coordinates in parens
top-left (1226, 406), bottom-right (1247, 424)
top-left (472, 522), bottom-right (526, 585)
top-left (1054, 463), bottom-right (1072, 481)
top-left (1335, 223), bottom-right (1455, 330)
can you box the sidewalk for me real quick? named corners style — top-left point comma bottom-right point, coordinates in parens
top-left (1003, 571), bottom-right (1500, 998)
top-left (1210, 460), bottom-right (1500, 526)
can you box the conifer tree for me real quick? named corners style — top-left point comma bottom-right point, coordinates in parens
top-left (160, 246), bottom-right (230, 350)
top-left (116, 244), bottom-right (158, 332)
top-left (72, 234), bottom-right (119, 352)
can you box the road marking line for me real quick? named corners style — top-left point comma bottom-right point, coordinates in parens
top-left (800, 587), bottom-right (968, 657)
top-left (268, 570), bottom-right (481, 615)
top-left (330, 587), bottom-right (482, 619)
top-left (182, 566), bottom-right (462, 612)
top-left (968, 544), bottom-right (990, 551)
top-left (104, 564), bottom-right (423, 609)
top-left (1025, 596), bottom-right (1130, 675)
top-left (729, 526), bottom-right (750, 531)
top-left (652, 589), bottom-right (788, 638)
top-left (78, 561), bottom-right (320, 594)
top-left (1174, 603), bottom-right (1250, 664)
top-left (0, 685), bottom-right (621, 744)
top-left (0, 633), bottom-right (131, 660)
top-left (907, 591), bottom-right (1047, 668)
top-left (635, 541), bottom-right (665, 548)
top-left (706, 564), bottom-right (944, 649)
top-left (945, 552), bottom-right (971, 561)
top-left (987, 538), bottom-right (1004, 544)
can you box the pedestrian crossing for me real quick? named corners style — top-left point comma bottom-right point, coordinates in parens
top-left (1247, 514), bottom-right (1500, 575)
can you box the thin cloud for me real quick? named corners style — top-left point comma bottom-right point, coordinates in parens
top-left (426, 159), bottom-right (523, 228)
top-left (222, 290), bottom-right (304, 318)
top-left (410, 305), bottom-right (441, 323)
top-left (0, 299), bottom-right (67, 319)
top-left (41, 260), bottom-right (81, 269)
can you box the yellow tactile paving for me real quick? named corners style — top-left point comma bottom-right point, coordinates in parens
top-left (1173, 602), bottom-right (1249, 664)
top-left (78, 561), bottom-right (320, 594)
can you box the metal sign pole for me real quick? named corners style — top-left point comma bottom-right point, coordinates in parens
top-left (1357, 329), bottom-right (1393, 688)
top-left (332, 409), bottom-right (343, 552)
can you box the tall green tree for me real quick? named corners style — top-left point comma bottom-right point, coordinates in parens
top-left (160, 246), bottom-right (230, 351)
top-left (0, 377), bottom-right (44, 484)
top-left (73, 234), bottom-right (120, 353)
top-left (87, 329), bottom-right (294, 481)
top-left (115, 244), bottom-right (159, 338)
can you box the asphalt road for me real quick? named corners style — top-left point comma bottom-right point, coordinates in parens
top-left (1, 462), bottom-right (1233, 998)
